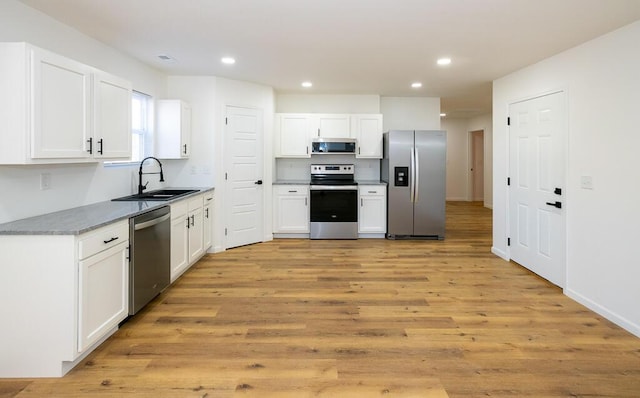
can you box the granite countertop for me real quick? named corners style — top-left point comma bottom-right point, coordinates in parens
top-left (0, 187), bottom-right (214, 236)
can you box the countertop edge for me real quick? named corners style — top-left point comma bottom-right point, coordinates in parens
top-left (0, 187), bottom-right (214, 236)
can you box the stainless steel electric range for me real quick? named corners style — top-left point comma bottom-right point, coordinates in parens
top-left (309, 164), bottom-right (358, 239)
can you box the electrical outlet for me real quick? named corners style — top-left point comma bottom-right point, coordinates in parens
top-left (40, 173), bottom-right (51, 190)
top-left (190, 165), bottom-right (197, 175)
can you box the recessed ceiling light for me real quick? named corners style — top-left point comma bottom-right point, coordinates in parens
top-left (437, 58), bottom-right (451, 66)
top-left (440, 113), bottom-right (447, 117)
top-left (411, 82), bottom-right (422, 88)
top-left (221, 57), bottom-right (236, 65)
top-left (157, 54), bottom-right (175, 62)
top-left (301, 81), bottom-right (313, 88)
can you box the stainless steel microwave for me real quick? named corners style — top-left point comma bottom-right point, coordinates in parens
top-left (311, 138), bottom-right (357, 154)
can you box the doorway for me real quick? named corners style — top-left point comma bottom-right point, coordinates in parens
top-left (470, 130), bottom-right (484, 202)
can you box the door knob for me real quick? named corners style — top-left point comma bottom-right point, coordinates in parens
top-left (254, 180), bottom-right (263, 185)
top-left (546, 201), bottom-right (562, 209)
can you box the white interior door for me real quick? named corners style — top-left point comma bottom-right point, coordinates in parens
top-left (509, 91), bottom-right (566, 287)
top-left (224, 106), bottom-right (263, 249)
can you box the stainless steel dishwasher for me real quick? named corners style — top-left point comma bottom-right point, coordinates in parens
top-left (129, 206), bottom-right (171, 315)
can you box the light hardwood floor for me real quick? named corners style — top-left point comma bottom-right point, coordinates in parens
top-left (2, 202), bottom-right (640, 397)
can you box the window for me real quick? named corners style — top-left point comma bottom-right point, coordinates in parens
top-left (131, 91), bottom-right (152, 162)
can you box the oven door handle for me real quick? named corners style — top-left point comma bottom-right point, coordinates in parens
top-left (310, 185), bottom-right (358, 191)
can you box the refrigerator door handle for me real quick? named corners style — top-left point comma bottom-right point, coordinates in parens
top-left (414, 146), bottom-right (420, 202)
top-left (410, 147), bottom-right (416, 202)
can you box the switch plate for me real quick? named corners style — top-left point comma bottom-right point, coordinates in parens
top-left (580, 175), bottom-right (594, 190)
top-left (40, 173), bottom-right (51, 190)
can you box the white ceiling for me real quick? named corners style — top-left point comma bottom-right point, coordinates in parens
top-left (19, 0), bottom-right (640, 118)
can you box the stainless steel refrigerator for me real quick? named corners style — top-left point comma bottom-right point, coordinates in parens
top-left (381, 130), bottom-right (446, 239)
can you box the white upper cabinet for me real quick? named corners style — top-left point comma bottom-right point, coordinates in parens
top-left (313, 114), bottom-right (351, 138)
top-left (31, 48), bottom-right (92, 160)
top-left (274, 113), bottom-right (313, 158)
top-left (0, 42), bottom-right (132, 164)
top-left (92, 71), bottom-right (132, 159)
top-left (351, 114), bottom-right (383, 158)
top-left (274, 113), bottom-right (383, 158)
top-left (156, 100), bottom-right (192, 159)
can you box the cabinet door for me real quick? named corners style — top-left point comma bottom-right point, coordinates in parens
top-left (359, 186), bottom-right (387, 233)
top-left (157, 100), bottom-right (191, 159)
top-left (203, 196), bottom-right (213, 250)
top-left (316, 114), bottom-right (350, 138)
top-left (352, 114), bottom-right (383, 158)
top-left (31, 48), bottom-right (92, 159)
top-left (275, 114), bottom-right (311, 157)
top-left (188, 206), bottom-right (204, 264)
top-left (170, 213), bottom-right (189, 282)
top-left (180, 102), bottom-right (192, 157)
top-left (78, 241), bottom-right (129, 353)
top-left (273, 186), bottom-right (309, 233)
top-left (93, 71), bottom-right (131, 159)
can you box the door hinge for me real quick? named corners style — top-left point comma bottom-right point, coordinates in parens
top-left (507, 177), bottom-right (511, 186)
top-left (507, 237), bottom-right (511, 246)
top-left (507, 116), bottom-right (511, 126)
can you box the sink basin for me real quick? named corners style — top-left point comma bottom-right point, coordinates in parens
top-left (112, 189), bottom-right (199, 202)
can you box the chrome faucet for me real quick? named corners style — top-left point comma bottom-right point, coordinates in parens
top-left (138, 157), bottom-right (165, 195)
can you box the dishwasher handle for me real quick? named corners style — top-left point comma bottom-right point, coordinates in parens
top-left (134, 212), bottom-right (171, 231)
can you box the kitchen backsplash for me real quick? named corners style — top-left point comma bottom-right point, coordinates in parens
top-left (275, 157), bottom-right (380, 181)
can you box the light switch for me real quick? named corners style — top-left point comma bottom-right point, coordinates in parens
top-left (580, 175), bottom-right (594, 190)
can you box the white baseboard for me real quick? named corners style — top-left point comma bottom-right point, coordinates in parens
top-left (491, 246), bottom-right (509, 260)
top-left (565, 288), bottom-right (640, 338)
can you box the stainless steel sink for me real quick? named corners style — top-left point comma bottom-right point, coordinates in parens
top-left (112, 189), bottom-right (199, 201)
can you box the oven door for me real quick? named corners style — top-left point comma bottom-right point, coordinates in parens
top-left (309, 185), bottom-right (358, 239)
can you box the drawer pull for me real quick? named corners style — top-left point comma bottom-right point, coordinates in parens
top-left (103, 236), bottom-right (119, 244)
top-left (368, 191), bottom-right (377, 194)
top-left (288, 190), bottom-right (298, 193)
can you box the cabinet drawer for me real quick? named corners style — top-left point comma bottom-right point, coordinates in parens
top-left (188, 194), bottom-right (204, 211)
top-left (359, 186), bottom-right (386, 196)
top-left (170, 200), bottom-right (189, 220)
top-left (203, 192), bottom-right (214, 203)
top-left (275, 185), bottom-right (309, 196)
top-left (78, 220), bottom-right (128, 260)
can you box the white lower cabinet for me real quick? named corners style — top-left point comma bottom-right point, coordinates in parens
top-left (359, 185), bottom-right (387, 235)
top-left (78, 239), bottom-right (129, 353)
top-left (203, 192), bottom-right (214, 250)
top-left (273, 185), bottom-right (309, 234)
top-left (187, 195), bottom-right (205, 264)
top-left (170, 193), bottom-right (207, 282)
top-left (0, 220), bottom-right (129, 377)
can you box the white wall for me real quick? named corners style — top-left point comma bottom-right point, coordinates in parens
top-left (493, 21), bottom-right (640, 336)
top-left (440, 118), bottom-right (469, 201)
top-left (380, 97), bottom-right (441, 131)
top-left (0, 0), bottom-right (166, 224)
top-left (277, 94), bottom-right (380, 113)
